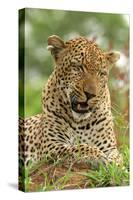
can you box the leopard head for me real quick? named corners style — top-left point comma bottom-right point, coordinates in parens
top-left (47, 35), bottom-right (120, 117)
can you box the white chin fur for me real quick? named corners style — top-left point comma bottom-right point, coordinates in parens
top-left (72, 110), bottom-right (92, 121)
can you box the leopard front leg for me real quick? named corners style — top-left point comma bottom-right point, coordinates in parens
top-left (50, 143), bottom-right (111, 168)
top-left (106, 149), bottom-right (123, 166)
top-left (67, 144), bottom-right (109, 168)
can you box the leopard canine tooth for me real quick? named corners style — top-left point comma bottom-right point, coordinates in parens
top-left (77, 104), bottom-right (81, 110)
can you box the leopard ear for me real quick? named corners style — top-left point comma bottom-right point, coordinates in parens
top-left (47, 35), bottom-right (66, 59)
top-left (105, 51), bottom-right (120, 65)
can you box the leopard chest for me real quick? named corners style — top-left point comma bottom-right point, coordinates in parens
top-left (67, 115), bottom-right (113, 151)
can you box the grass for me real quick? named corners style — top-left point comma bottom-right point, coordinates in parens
top-left (19, 143), bottom-right (129, 192)
top-left (79, 150), bottom-right (129, 188)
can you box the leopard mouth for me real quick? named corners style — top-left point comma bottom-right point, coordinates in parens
top-left (70, 95), bottom-right (89, 114)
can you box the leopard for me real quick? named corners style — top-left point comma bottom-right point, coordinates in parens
top-left (19, 35), bottom-right (123, 170)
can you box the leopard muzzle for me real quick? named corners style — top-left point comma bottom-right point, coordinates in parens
top-left (70, 92), bottom-right (96, 114)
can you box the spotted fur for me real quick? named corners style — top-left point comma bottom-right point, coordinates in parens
top-left (19, 35), bottom-right (123, 168)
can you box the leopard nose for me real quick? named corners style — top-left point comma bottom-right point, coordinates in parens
top-left (85, 92), bottom-right (96, 101)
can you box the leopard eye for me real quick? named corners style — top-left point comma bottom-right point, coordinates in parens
top-left (75, 64), bottom-right (84, 72)
top-left (73, 65), bottom-right (82, 72)
top-left (99, 71), bottom-right (108, 76)
top-left (71, 60), bottom-right (83, 71)
top-left (76, 64), bottom-right (84, 70)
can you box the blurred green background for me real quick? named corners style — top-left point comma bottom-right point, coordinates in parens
top-left (19, 8), bottom-right (129, 145)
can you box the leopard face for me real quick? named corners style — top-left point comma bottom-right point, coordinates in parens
top-left (47, 35), bottom-right (120, 119)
